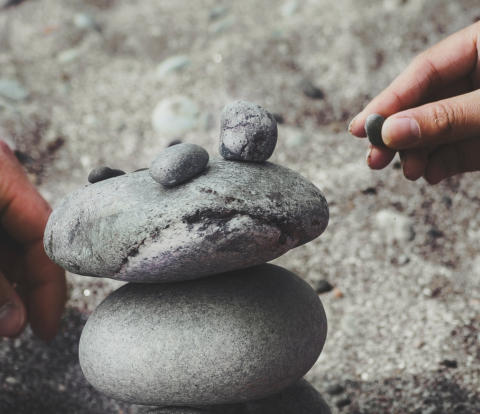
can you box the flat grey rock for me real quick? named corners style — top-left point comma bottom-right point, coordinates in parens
top-left (219, 101), bottom-right (277, 162)
top-left (45, 158), bottom-right (328, 282)
top-left (150, 143), bottom-right (209, 187)
top-left (79, 264), bottom-right (327, 406)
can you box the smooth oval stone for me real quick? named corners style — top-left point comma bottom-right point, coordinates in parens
top-left (79, 264), bottom-right (327, 406)
top-left (365, 113), bottom-right (385, 147)
top-left (88, 166), bottom-right (126, 183)
top-left (219, 101), bottom-right (277, 162)
top-left (45, 158), bottom-right (328, 282)
top-left (150, 143), bottom-right (209, 187)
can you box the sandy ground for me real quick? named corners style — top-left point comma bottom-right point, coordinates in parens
top-left (0, 0), bottom-right (479, 413)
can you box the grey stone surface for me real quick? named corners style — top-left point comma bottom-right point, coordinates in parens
top-left (149, 143), bottom-right (209, 187)
top-left (138, 380), bottom-right (330, 414)
top-left (79, 264), bottom-right (327, 406)
top-left (365, 113), bottom-right (385, 147)
top-left (241, 379), bottom-right (331, 414)
top-left (88, 166), bottom-right (126, 183)
top-left (219, 101), bottom-right (277, 162)
top-left (45, 158), bottom-right (328, 282)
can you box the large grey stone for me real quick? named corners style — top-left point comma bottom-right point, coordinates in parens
top-left (79, 264), bottom-right (327, 406)
top-left (219, 101), bottom-right (277, 162)
top-left (44, 158), bottom-right (328, 282)
top-left (139, 380), bottom-right (331, 414)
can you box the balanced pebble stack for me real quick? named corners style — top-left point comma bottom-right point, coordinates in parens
top-left (44, 100), bottom-right (331, 413)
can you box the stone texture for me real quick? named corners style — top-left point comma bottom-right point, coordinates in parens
top-left (138, 380), bottom-right (330, 414)
top-left (365, 113), bottom-right (385, 147)
top-left (79, 264), bottom-right (327, 406)
top-left (44, 158), bottom-right (328, 282)
top-left (219, 101), bottom-right (277, 162)
top-left (149, 143), bottom-right (209, 187)
top-left (241, 379), bottom-right (331, 414)
top-left (88, 166), bottom-right (126, 184)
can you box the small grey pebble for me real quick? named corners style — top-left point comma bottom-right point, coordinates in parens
top-left (365, 113), bottom-right (385, 147)
top-left (167, 139), bottom-right (183, 147)
top-left (88, 167), bottom-right (125, 184)
top-left (326, 384), bottom-right (345, 396)
top-left (300, 80), bottom-right (324, 100)
top-left (440, 359), bottom-right (458, 368)
top-left (314, 279), bottom-right (334, 294)
top-left (361, 187), bottom-right (377, 195)
top-left (150, 143), bottom-right (209, 187)
top-left (219, 100), bottom-right (277, 162)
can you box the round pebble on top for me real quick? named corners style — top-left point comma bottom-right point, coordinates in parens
top-left (365, 113), bottom-right (385, 147)
top-left (150, 143), bottom-right (209, 187)
top-left (88, 166), bottom-right (125, 184)
top-left (219, 100), bottom-right (277, 162)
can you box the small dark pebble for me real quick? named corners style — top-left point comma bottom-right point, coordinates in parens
top-left (300, 79), bottom-right (325, 100)
top-left (428, 228), bottom-right (444, 239)
top-left (314, 280), bottom-right (334, 294)
top-left (393, 161), bottom-right (401, 169)
top-left (442, 196), bottom-right (452, 208)
top-left (365, 113), bottom-right (385, 147)
top-left (272, 113), bottom-right (285, 124)
top-left (88, 166), bottom-right (126, 183)
top-left (167, 139), bottom-right (183, 147)
top-left (14, 150), bottom-right (33, 165)
top-left (361, 187), bottom-right (377, 195)
top-left (326, 384), bottom-right (345, 396)
top-left (46, 136), bottom-right (65, 154)
top-left (440, 359), bottom-right (458, 369)
top-left (335, 397), bottom-right (352, 408)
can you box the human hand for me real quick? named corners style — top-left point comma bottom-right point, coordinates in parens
top-left (349, 21), bottom-right (480, 184)
top-left (0, 140), bottom-right (66, 341)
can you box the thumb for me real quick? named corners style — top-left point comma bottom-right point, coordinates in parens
top-left (381, 89), bottom-right (480, 150)
top-left (0, 270), bottom-right (26, 337)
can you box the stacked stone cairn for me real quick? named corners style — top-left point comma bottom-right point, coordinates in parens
top-left (44, 101), bottom-right (331, 414)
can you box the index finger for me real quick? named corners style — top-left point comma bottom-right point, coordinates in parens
top-left (0, 141), bottom-right (51, 243)
top-left (0, 140), bottom-right (66, 340)
top-left (349, 21), bottom-right (480, 137)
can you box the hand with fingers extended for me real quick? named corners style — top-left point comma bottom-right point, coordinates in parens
top-left (0, 140), bottom-right (66, 341)
top-left (349, 21), bottom-right (480, 184)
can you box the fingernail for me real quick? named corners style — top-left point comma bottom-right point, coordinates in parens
top-left (0, 301), bottom-right (23, 337)
top-left (382, 117), bottom-right (421, 148)
top-left (348, 115), bottom-right (358, 134)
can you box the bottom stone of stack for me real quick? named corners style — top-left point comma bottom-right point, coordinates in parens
top-left (139, 379), bottom-right (331, 414)
top-left (79, 264), bottom-right (327, 406)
